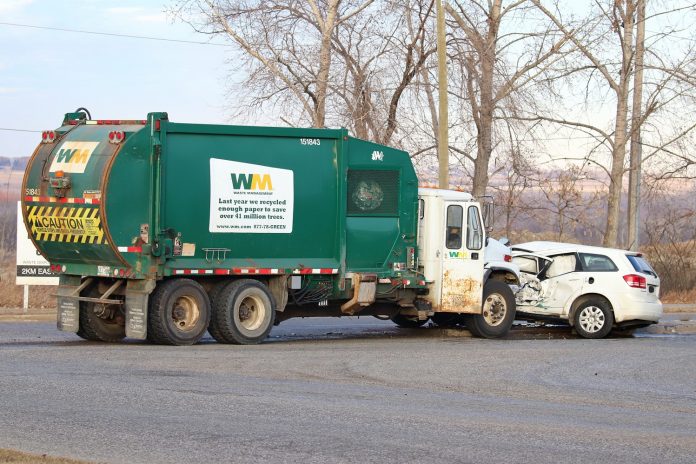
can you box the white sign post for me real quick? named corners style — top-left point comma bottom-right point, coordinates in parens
top-left (15, 202), bottom-right (59, 312)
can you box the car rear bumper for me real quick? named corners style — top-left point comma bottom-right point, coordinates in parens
top-left (615, 300), bottom-right (663, 323)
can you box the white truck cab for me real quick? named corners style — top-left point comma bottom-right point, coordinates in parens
top-left (414, 188), bottom-right (518, 337)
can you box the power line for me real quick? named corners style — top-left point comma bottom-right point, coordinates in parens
top-left (0, 127), bottom-right (41, 133)
top-left (0, 22), bottom-right (229, 46)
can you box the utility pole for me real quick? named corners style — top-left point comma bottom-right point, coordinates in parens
top-left (436, 0), bottom-right (449, 189)
top-left (628, 0), bottom-right (645, 251)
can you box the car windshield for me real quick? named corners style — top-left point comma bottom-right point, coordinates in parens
top-left (627, 255), bottom-right (657, 277)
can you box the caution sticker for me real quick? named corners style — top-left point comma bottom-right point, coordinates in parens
top-left (26, 205), bottom-right (106, 244)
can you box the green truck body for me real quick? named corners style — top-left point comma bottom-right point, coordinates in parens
top-left (23, 111), bottom-right (518, 344)
top-left (27, 111), bottom-right (494, 345)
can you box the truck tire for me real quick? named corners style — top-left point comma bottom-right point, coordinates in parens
top-left (391, 313), bottom-right (428, 328)
top-left (573, 298), bottom-right (613, 339)
top-left (462, 280), bottom-right (515, 338)
top-left (147, 279), bottom-right (211, 346)
top-left (76, 287), bottom-right (126, 343)
top-left (206, 280), bottom-right (230, 342)
top-left (209, 279), bottom-right (275, 344)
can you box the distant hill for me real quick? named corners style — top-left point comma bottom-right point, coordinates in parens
top-left (0, 157), bottom-right (29, 171)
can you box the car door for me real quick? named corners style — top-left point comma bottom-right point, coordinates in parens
top-left (439, 202), bottom-right (485, 313)
top-left (512, 253), bottom-right (552, 315)
top-left (537, 253), bottom-right (582, 316)
top-left (577, 252), bottom-right (620, 297)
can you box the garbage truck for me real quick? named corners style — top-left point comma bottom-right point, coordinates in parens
top-left (21, 110), bottom-right (519, 345)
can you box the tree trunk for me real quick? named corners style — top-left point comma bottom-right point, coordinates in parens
top-left (603, 1), bottom-right (635, 248)
top-left (471, 0), bottom-right (501, 198)
top-left (312, 0), bottom-right (340, 128)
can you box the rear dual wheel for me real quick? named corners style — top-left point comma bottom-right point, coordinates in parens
top-left (209, 279), bottom-right (276, 345)
top-left (76, 284), bottom-right (126, 343)
top-left (147, 279), bottom-right (211, 345)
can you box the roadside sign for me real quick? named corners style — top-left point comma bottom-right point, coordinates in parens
top-left (16, 201), bottom-right (59, 285)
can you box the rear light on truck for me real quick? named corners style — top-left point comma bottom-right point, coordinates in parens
top-left (108, 131), bottom-right (125, 144)
top-left (504, 254), bottom-right (512, 262)
top-left (623, 274), bottom-right (646, 289)
top-left (41, 130), bottom-right (57, 143)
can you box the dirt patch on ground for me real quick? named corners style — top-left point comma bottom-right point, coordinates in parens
top-left (0, 449), bottom-right (94, 464)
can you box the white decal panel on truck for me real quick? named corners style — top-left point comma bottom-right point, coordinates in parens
top-left (209, 158), bottom-right (294, 233)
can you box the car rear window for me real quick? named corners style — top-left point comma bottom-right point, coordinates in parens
top-left (579, 253), bottom-right (618, 272)
top-left (627, 255), bottom-right (657, 276)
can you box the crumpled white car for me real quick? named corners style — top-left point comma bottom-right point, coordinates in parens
top-left (511, 241), bottom-right (663, 338)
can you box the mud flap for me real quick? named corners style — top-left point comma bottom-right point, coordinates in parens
top-left (125, 279), bottom-right (156, 340)
top-left (56, 275), bottom-right (81, 332)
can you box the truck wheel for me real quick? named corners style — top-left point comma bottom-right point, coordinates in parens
top-left (573, 299), bottom-right (613, 339)
top-left (147, 279), bottom-right (211, 346)
top-left (209, 279), bottom-right (275, 345)
top-left (206, 280), bottom-right (230, 343)
top-left (391, 313), bottom-right (428, 328)
top-left (462, 280), bottom-right (515, 338)
top-left (76, 290), bottom-right (126, 343)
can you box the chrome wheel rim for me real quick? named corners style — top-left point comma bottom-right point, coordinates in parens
top-left (482, 293), bottom-right (507, 326)
top-left (578, 306), bottom-right (605, 333)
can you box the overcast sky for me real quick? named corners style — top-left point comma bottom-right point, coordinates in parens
top-left (0, 0), bottom-right (231, 158)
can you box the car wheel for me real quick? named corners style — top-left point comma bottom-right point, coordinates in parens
top-left (462, 280), bottom-right (516, 338)
top-left (391, 313), bottom-right (428, 328)
top-left (573, 299), bottom-right (614, 339)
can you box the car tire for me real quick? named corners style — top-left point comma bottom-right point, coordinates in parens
top-left (573, 298), bottom-right (613, 339)
top-left (391, 313), bottom-right (428, 328)
top-left (462, 280), bottom-right (516, 338)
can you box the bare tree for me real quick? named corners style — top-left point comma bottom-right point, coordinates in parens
top-left (490, 148), bottom-right (536, 239)
top-left (174, 0), bottom-right (438, 146)
top-left (330, 0), bottom-right (436, 145)
top-left (444, 0), bottom-right (570, 198)
top-left (175, 0), bottom-right (374, 128)
top-left (528, 0), bottom-right (696, 247)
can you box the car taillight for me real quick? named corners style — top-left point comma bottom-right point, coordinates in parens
top-left (504, 254), bottom-right (512, 262)
top-left (624, 274), bottom-right (646, 289)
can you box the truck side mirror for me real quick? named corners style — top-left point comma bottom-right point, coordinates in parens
top-left (479, 196), bottom-right (494, 232)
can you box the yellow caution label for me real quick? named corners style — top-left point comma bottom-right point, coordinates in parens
top-left (26, 205), bottom-right (106, 244)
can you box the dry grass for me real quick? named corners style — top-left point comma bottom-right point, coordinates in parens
top-left (661, 289), bottom-right (696, 304)
top-left (0, 449), bottom-right (93, 464)
top-left (0, 252), bottom-right (55, 310)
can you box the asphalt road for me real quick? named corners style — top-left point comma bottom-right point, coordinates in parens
top-left (1, 319), bottom-right (695, 464)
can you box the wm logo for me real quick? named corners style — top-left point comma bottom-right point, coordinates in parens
top-left (49, 141), bottom-right (99, 174)
top-left (230, 173), bottom-right (273, 190)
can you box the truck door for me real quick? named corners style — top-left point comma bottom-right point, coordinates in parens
top-left (440, 202), bottom-right (484, 313)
